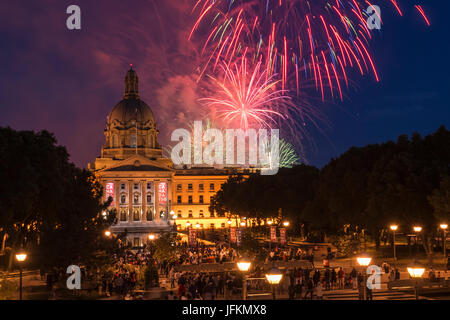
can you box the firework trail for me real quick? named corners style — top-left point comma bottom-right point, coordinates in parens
top-left (190, 0), bottom-right (430, 101)
top-left (200, 55), bottom-right (327, 159)
top-left (200, 57), bottom-right (289, 129)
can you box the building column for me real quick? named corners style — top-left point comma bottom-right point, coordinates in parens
top-left (142, 180), bottom-right (147, 222)
top-left (128, 180), bottom-right (133, 222)
top-left (155, 180), bottom-right (160, 222)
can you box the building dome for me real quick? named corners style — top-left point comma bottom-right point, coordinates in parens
top-left (101, 67), bottom-right (162, 160)
top-left (108, 98), bottom-right (155, 128)
top-left (107, 67), bottom-right (155, 129)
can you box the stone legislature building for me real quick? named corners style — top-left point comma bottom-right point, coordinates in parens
top-left (89, 67), bottom-right (250, 247)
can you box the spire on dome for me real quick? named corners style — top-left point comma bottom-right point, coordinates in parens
top-left (124, 66), bottom-right (139, 99)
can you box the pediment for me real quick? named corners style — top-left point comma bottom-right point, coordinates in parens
top-left (99, 155), bottom-right (174, 173)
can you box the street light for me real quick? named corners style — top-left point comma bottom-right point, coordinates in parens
top-left (440, 224), bottom-right (448, 258)
top-left (283, 221), bottom-right (290, 227)
top-left (148, 234), bottom-right (156, 240)
top-left (407, 261), bottom-right (425, 300)
top-left (227, 220), bottom-right (232, 247)
top-left (413, 226), bottom-right (422, 255)
top-left (357, 254), bottom-right (372, 300)
top-left (195, 223), bottom-right (201, 229)
top-left (265, 267), bottom-right (283, 300)
top-left (104, 230), bottom-right (112, 237)
top-left (390, 225), bottom-right (398, 260)
top-left (240, 221), bottom-right (246, 227)
top-left (15, 250), bottom-right (27, 300)
top-left (237, 258), bottom-right (252, 300)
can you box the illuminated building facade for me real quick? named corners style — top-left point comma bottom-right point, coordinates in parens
top-left (90, 68), bottom-right (246, 246)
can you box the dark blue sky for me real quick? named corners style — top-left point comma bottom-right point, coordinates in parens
top-left (0, 0), bottom-right (448, 168)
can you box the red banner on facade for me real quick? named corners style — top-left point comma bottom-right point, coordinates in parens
top-left (158, 182), bottom-right (167, 205)
top-left (230, 227), bottom-right (237, 243)
top-left (236, 228), bottom-right (242, 247)
top-left (270, 226), bottom-right (277, 242)
top-left (189, 228), bottom-right (197, 247)
top-left (280, 228), bottom-right (286, 245)
top-left (106, 182), bottom-right (115, 206)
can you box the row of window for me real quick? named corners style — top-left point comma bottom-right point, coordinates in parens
top-left (118, 208), bottom-right (154, 222)
top-left (120, 182), bottom-right (153, 191)
top-left (175, 209), bottom-right (214, 218)
top-left (176, 183), bottom-right (219, 192)
top-left (120, 193), bottom-right (153, 205)
top-left (176, 195), bottom-right (214, 204)
top-left (111, 134), bottom-right (156, 149)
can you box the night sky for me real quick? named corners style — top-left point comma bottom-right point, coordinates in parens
top-left (0, 0), bottom-right (448, 168)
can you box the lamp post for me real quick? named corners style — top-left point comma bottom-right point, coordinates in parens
top-left (357, 254), bottom-right (372, 300)
top-left (15, 250), bottom-right (27, 300)
top-left (282, 221), bottom-right (290, 243)
top-left (265, 267), bottom-right (283, 300)
top-left (407, 261), bottom-right (425, 300)
top-left (390, 225), bottom-right (398, 260)
top-left (227, 220), bottom-right (232, 248)
top-left (267, 220), bottom-right (273, 251)
top-left (413, 226), bottom-right (422, 256)
top-left (237, 258), bottom-right (251, 300)
top-left (440, 224), bottom-right (448, 258)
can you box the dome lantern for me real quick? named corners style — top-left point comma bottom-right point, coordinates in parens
top-left (124, 65), bottom-right (139, 99)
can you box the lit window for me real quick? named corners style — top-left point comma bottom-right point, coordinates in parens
top-left (133, 208), bottom-right (140, 221)
top-left (120, 209), bottom-right (127, 221)
top-left (133, 237), bottom-right (140, 247)
top-left (146, 208), bottom-right (153, 221)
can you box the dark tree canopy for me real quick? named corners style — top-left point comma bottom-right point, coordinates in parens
top-left (0, 127), bottom-right (119, 269)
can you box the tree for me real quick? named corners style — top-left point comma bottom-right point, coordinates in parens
top-left (0, 127), bottom-right (120, 270)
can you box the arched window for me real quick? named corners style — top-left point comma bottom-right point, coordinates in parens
top-left (130, 134), bottom-right (137, 147)
top-left (112, 135), bottom-right (118, 148)
top-left (133, 208), bottom-right (140, 221)
top-left (146, 207), bottom-right (153, 221)
top-left (133, 193), bottom-right (140, 204)
top-left (120, 194), bottom-right (126, 204)
top-left (120, 209), bottom-right (127, 221)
